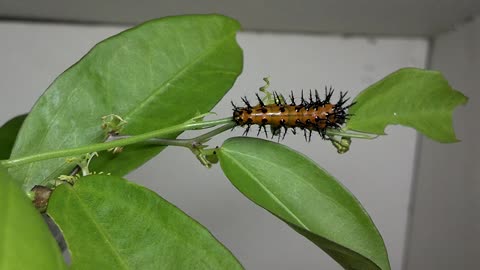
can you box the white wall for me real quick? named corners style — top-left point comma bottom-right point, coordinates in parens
top-left (404, 15), bottom-right (479, 270)
top-left (2, 0), bottom-right (479, 36)
top-left (0, 21), bottom-right (428, 269)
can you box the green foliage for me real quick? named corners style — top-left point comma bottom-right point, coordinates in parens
top-left (218, 137), bottom-right (390, 270)
top-left (0, 165), bottom-right (66, 270)
top-left (0, 114), bottom-right (26, 159)
top-left (47, 175), bottom-right (243, 270)
top-left (9, 14), bottom-right (243, 192)
top-left (346, 68), bottom-right (468, 142)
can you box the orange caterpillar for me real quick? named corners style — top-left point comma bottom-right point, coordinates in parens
top-left (232, 88), bottom-right (354, 140)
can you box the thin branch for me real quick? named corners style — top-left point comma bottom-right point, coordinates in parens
top-left (1, 117), bottom-right (234, 168)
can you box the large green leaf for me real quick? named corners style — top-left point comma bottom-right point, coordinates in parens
top-left (47, 175), bottom-right (243, 270)
top-left (0, 164), bottom-right (67, 270)
top-left (0, 114), bottom-right (26, 159)
top-left (346, 68), bottom-right (467, 142)
top-left (218, 137), bottom-right (390, 270)
top-left (9, 14), bottom-right (243, 191)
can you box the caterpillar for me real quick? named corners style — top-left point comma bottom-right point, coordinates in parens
top-left (232, 88), bottom-right (354, 141)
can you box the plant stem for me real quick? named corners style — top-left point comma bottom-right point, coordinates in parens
top-left (0, 117), bottom-right (233, 168)
top-left (325, 129), bottom-right (377, 139)
top-left (108, 123), bottom-right (235, 148)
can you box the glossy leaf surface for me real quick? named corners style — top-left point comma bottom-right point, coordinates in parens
top-left (218, 137), bottom-right (390, 270)
top-left (346, 68), bottom-right (467, 142)
top-left (9, 14), bottom-right (243, 191)
top-left (0, 164), bottom-right (66, 270)
top-left (47, 175), bottom-right (243, 270)
top-left (0, 114), bottom-right (26, 159)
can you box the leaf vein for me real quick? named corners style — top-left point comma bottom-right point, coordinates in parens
top-left (122, 32), bottom-right (236, 121)
top-left (70, 186), bottom-right (130, 270)
top-left (222, 150), bottom-right (311, 230)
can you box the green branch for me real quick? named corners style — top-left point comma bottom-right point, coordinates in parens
top-left (0, 113), bottom-right (378, 169)
top-left (1, 117), bottom-right (233, 168)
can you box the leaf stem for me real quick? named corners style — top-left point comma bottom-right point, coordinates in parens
top-left (108, 123), bottom-right (235, 168)
top-left (0, 117), bottom-right (234, 168)
top-left (134, 122), bottom-right (235, 147)
top-left (325, 129), bottom-right (378, 139)
top-left (0, 114), bottom-right (377, 169)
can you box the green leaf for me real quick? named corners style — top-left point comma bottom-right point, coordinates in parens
top-left (0, 114), bottom-right (27, 159)
top-left (9, 14), bottom-right (243, 191)
top-left (0, 164), bottom-right (67, 270)
top-left (218, 137), bottom-right (390, 270)
top-left (47, 175), bottom-right (243, 270)
top-left (346, 68), bottom-right (468, 143)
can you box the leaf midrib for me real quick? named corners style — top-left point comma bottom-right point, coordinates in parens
top-left (69, 186), bottom-right (130, 270)
top-left (222, 149), bottom-right (310, 230)
top-left (222, 148), bottom-right (386, 269)
top-left (349, 109), bottom-right (452, 128)
top-left (223, 148), bottom-right (360, 225)
top-left (123, 31), bottom-right (237, 121)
